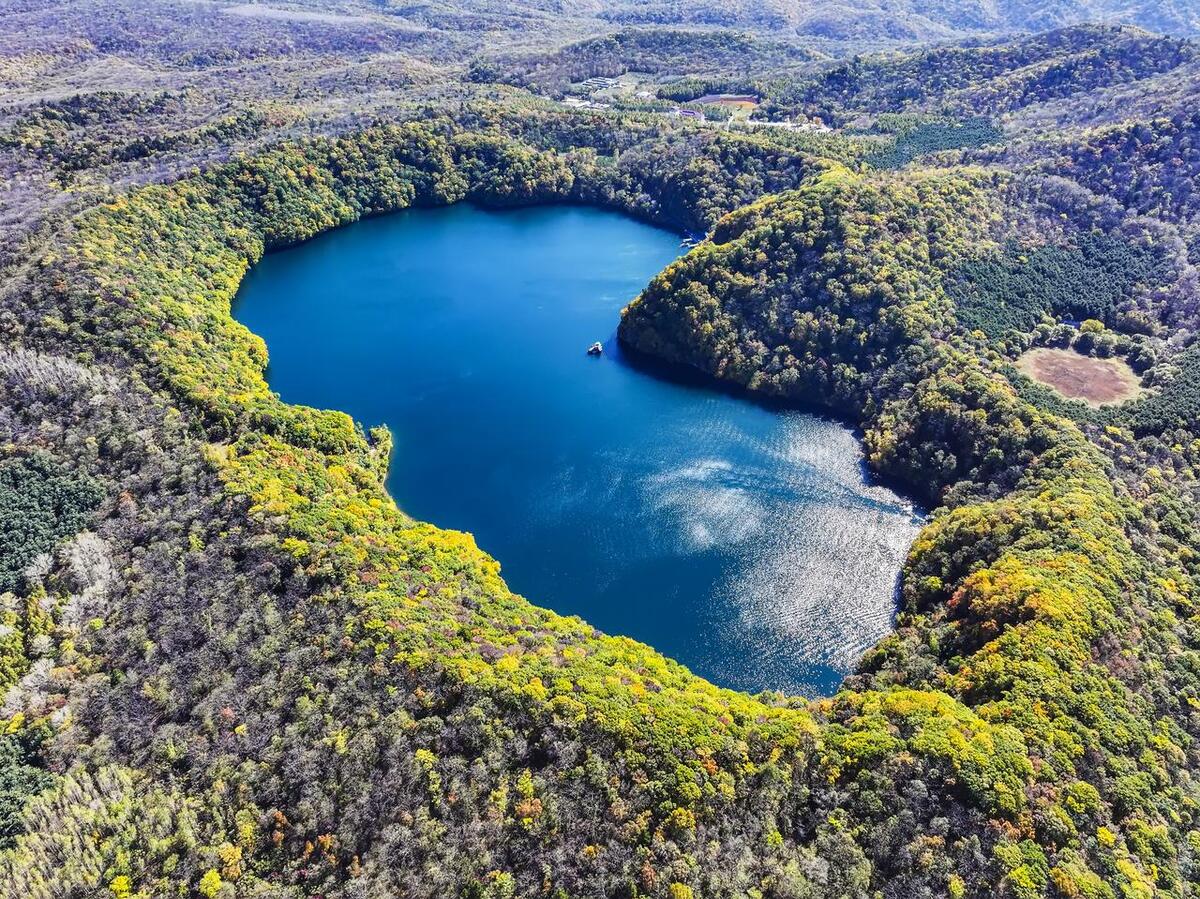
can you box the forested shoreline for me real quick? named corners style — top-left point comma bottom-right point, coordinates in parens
top-left (3, 13), bottom-right (1200, 899)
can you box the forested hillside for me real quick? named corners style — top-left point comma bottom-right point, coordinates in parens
top-left (2, 3), bottom-right (1200, 899)
top-left (585, 0), bottom-right (1199, 42)
top-left (307, 0), bottom-right (1200, 43)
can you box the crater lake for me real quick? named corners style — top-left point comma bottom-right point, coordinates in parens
top-left (234, 203), bottom-right (922, 696)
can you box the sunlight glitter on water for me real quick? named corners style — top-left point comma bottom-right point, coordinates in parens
top-left (638, 415), bottom-right (922, 694)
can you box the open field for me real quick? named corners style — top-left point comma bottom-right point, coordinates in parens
top-left (1016, 346), bottom-right (1145, 406)
top-left (695, 93), bottom-right (759, 108)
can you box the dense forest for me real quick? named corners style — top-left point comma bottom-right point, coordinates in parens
top-left (3, 3), bottom-right (1200, 898)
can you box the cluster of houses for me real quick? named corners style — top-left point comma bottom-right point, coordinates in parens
top-left (555, 80), bottom-right (835, 133)
top-left (562, 96), bottom-right (608, 110)
top-left (574, 75), bottom-right (619, 92)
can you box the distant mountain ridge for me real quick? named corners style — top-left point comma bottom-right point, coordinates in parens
top-left (224, 0), bottom-right (1200, 46)
top-left (584, 0), bottom-right (1200, 40)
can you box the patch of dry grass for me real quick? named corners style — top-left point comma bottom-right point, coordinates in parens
top-left (1016, 347), bottom-right (1145, 406)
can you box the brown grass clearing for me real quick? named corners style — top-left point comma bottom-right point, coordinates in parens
top-left (695, 94), bottom-right (759, 110)
top-left (1016, 347), bottom-right (1145, 407)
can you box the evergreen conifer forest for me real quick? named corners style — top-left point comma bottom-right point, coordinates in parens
top-left (3, 2), bottom-right (1200, 896)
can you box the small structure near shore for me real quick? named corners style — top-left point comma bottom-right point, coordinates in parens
top-left (587, 341), bottom-right (604, 356)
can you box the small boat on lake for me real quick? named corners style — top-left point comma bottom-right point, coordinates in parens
top-left (587, 341), bottom-right (604, 356)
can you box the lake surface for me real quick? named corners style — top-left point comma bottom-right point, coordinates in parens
top-left (234, 204), bottom-right (922, 696)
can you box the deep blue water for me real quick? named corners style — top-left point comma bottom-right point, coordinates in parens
top-left (234, 204), bottom-right (922, 696)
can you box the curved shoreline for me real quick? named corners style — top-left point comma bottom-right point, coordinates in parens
top-left (231, 200), bottom-right (922, 696)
